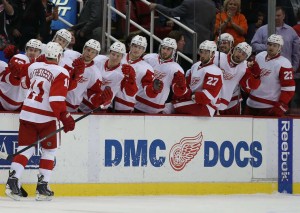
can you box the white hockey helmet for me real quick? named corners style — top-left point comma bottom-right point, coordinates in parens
top-left (267, 34), bottom-right (284, 46)
top-left (84, 39), bottom-right (101, 54)
top-left (234, 42), bottom-right (252, 59)
top-left (110, 41), bottom-right (126, 54)
top-left (131, 35), bottom-right (147, 49)
top-left (218, 33), bottom-right (234, 44)
top-left (45, 42), bottom-right (63, 60)
top-left (53, 29), bottom-right (72, 47)
top-left (161, 37), bottom-right (177, 50)
top-left (26, 39), bottom-right (43, 50)
top-left (199, 40), bottom-right (217, 53)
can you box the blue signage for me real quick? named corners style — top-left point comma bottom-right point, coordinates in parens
top-left (0, 131), bottom-right (41, 169)
top-left (51, 0), bottom-right (77, 30)
top-left (278, 118), bottom-right (293, 194)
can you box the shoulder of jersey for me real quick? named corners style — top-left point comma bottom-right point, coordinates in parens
top-left (64, 49), bottom-right (81, 60)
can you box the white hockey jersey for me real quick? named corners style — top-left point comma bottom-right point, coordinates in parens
top-left (79, 59), bottom-right (126, 112)
top-left (135, 53), bottom-right (184, 113)
top-left (247, 51), bottom-right (295, 108)
top-left (181, 61), bottom-right (223, 116)
top-left (66, 61), bottom-right (102, 112)
top-left (114, 53), bottom-right (154, 111)
top-left (20, 62), bottom-right (70, 123)
top-left (0, 54), bottom-right (30, 110)
top-left (213, 51), bottom-right (247, 110)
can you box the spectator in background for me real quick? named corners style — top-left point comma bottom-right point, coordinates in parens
top-left (167, 30), bottom-right (185, 63)
top-left (66, 29), bottom-right (76, 50)
top-left (251, 6), bottom-right (300, 72)
top-left (246, 11), bottom-right (264, 44)
top-left (10, 0), bottom-right (46, 51)
top-left (42, 0), bottom-right (58, 43)
top-left (0, 0), bottom-right (14, 49)
top-left (72, 0), bottom-right (103, 52)
top-left (149, 0), bottom-right (216, 72)
top-left (293, 8), bottom-right (300, 37)
top-left (215, 0), bottom-right (248, 46)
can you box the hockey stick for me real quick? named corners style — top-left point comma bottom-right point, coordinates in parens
top-left (0, 102), bottom-right (109, 161)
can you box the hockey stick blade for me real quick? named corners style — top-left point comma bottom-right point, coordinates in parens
top-left (0, 103), bottom-right (108, 161)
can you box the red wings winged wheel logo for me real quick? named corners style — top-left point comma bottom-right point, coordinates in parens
top-left (169, 132), bottom-right (203, 171)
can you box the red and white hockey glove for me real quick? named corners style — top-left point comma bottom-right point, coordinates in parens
top-left (60, 112), bottom-right (75, 133)
top-left (248, 60), bottom-right (261, 79)
top-left (3, 44), bottom-right (19, 60)
top-left (173, 71), bottom-right (186, 88)
top-left (8, 60), bottom-right (21, 78)
top-left (152, 79), bottom-right (164, 93)
top-left (172, 71), bottom-right (187, 96)
top-left (36, 54), bottom-right (47, 62)
top-left (122, 64), bottom-right (136, 84)
top-left (91, 87), bottom-right (113, 107)
top-left (72, 57), bottom-right (85, 81)
top-left (271, 102), bottom-right (288, 117)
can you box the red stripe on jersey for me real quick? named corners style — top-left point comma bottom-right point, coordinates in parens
top-left (22, 105), bottom-right (55, 117)
top-left (114, 96), bottom-right (135, 107)
top-left (249, 94), bottom-right (277, 106)
top-left (66, 101), bottom-right (79, 110)
top-left (0, 89), bottom-right (23, 106)
top-left (136, 96), bottom-right (165, 109)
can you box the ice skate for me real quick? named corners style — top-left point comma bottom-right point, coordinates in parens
top-left (5, 170), bottom-right (22, 201)
top-left (35, 175), bottom-right (54, 201)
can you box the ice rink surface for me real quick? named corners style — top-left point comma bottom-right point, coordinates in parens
top-left (0, 194), bottom-right (300, 213)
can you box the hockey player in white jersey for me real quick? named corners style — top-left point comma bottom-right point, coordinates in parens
top-left (5, 42), bottom-right (75, 201)
top-left (66, 39), bottom-right (112, 112)
top-left (217, 33), bottom-right (234, 54)
top-left (173, 40), bottom-right (223, 116)
top-left (0, 39), bottom-right (43, 111)
top-left (51, 29), bottom-right (85, 91)
top-left (214, 42), bottom-right (261, 115)
top-left (79, 41), bottom-right (137, 112)
top-left (114, 35), bottom-right (163, 112)
top-left (245, 34), bottom-right (295, 116)
top-left (134, 37), bottom-right (187, 114)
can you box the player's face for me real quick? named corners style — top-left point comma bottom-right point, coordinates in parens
top-left (26, 47), bottom-right (41, 59)
top-left (83, 47), bottom-right (98, 63)
top-left (54, 36), bottom-right (68, 49)
top-left (160, 46), bottom-right (173, 60)
top-left (199, 49), bottom-right (211, 64)
top-left (232, 48), bottom-right (247, 63)
top-left (109, 51), bottom-right (123, 66)
top-left (219, 40), bottom-right (231, 54)
top-left (129, 44), bottom-right (145, 59)
top-left (267, 42), bottom-right (281, 57)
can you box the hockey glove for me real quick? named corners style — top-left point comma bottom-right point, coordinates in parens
top-left (60, 112), bottom-right (75, 133)
top-left (152, 79), bottom-right (164, 93)
top-left (121, 64), bottom-right (136, 84)
top-left (72, 57), bottom-right (85, 81)
top-left (3, 44), bottom-right (19, 60)
top-left (248, 61), bottom-right (261, 79)
top-left (91, 87), bottom-right (113, 107)
top-left (173, 71), bottom-right (186, 88)
top-left (271, 102), bottom-right (288, 117)
top-left (8, 60), bottom-right (21, 78)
